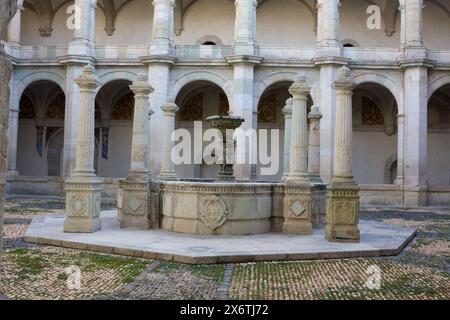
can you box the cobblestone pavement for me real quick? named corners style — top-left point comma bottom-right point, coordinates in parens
top-left (1, 198), bottom-right (450, 300)
top-left (1, 198), bottom-right (148, 300)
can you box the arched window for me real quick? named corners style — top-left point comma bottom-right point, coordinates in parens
top-left (202, 41), bottom-right (217, 46)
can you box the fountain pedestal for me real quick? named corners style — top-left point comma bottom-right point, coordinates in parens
top-left (206, 115), bottom-right (244, 181)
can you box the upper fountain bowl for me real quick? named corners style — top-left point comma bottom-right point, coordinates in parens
top-left (206, 115), bottom-right (244, 131)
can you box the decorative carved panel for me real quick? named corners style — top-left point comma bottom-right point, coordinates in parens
top-left (362, 97), bottom-right (384, 126)
top-left (180, 93), bottom-right (203, 121)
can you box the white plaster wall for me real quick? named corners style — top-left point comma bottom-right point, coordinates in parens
top-left (256, 0), bottom-right (316, 46)
top-left (96, 0), bottom-right (154, 45)
top-left (175, 0), bottom-right (235, 45)
top-left (352, 131), bottom-right (397, 184)
top-left (17, 122), bottom-right (47, 176)
top-left (340, 0), bottom-right (400, 48)
top-left (427, 132), bottom-right (450, 186)
top-left (21, 3), bottom-right (73, 46)
top-left (97, 123), bottom-right (132, 178)
top-left (423, 3), bottom-right (450, 50)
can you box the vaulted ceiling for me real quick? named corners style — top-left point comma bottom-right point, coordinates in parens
top-left (22, 0), bottom-right (450, 38)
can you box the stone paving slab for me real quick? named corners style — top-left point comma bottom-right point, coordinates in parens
top-left (24, 210), bottom-right (417, 264)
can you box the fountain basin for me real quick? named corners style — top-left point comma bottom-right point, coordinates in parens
top-left (160, 180), bottom-right (273, 235)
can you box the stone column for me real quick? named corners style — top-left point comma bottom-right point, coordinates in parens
top-left (64, 64), bottom-right (103, 233)
top-left (308, 105), bottom-right (323, 183)
top-left (7, 89), bottom-right (19, 176)
top-left (118, 74), bottom-right (155, 229)
top-left (143, 58), bottom-right (174, 177)
top-left (405, 0), bottom-right (424, 48)
top-left (316, 0), bottom-right (341, 57)
top-left (69, 0), bottom-right (97, 56)
top-left (401, 0), bottom-right (426, 60)
top-left (402, 65), bottom-right (428, 206)
top-left (281, 98), bottom-right (293, 180)
top-left (227, 56), bottom-right (261, 180)
top-left (6, 0), bottom-right (23, 45)
top-left (283, 76), bottom-right (313, 235)
top-left (159, 101), bottom-right (179, 179)
top-left (325, 66), bottom-right (360, 243)
top-left (395, 113), bottom-right (405, 186)
top-left (287, 76), bottom-right (310, 184)
top-left (150, 0), bottom-right (175, 55)
top-left (234, 0), bottom-right (257, 55)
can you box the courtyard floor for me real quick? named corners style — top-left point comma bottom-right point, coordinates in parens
top-left (1, 197), bottom-right (450, 300)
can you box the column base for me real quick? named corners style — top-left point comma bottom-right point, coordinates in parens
top-left (64, 176), bottom-right (102, 233)
top-left (325, 180), bottom-right (360, 243)
top-left (283, 184), bottom-right (313, 235)
top-left (404, 185), bottom-right (427, 207)
top-left (118, 179), bottom-right (153, 229)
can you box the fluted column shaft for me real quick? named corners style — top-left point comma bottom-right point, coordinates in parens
top-left (159, 102), bottom-right (179, 179)
top-left (332, 70), bottom-right (355, 181)
top-left (287, 76), bottom-right (311, 184)
top-left (282, 98), bottom-right (293, 180)
top-left (308, 106), bottom-right (322, 182)
top-left (129, 74), bottom-right (154, 175)
top-left (73, 65), bottom-right (101, 176)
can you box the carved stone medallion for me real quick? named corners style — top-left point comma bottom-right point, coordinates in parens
top-left (70, 195), bottom-right (87, 216)
top-left (200, 195), bottom-right (229, 230)
top-left (335, 201), bottom-right (355, 224)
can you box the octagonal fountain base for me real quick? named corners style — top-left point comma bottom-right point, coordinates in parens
top-left (160, 180), bottom-right (274, 236)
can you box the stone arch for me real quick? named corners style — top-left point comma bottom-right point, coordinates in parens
top-left (97, 70), bottom-right (138, 94)
top-left (384, 153), bottom-right (398, 184)
top-left (428, 74), bottom-right (450, 100)
top-left (353, 73), bottom-right (402, 113)
top-left (254, 72), bottom-right (315, 112)
top-left (170, 71), bottom-right (232, 106)
top-left (341, 39), bottom-right (360, 47)
top-left (195, 35), bottom-right (223, 45)
top-left (15, 71), bottom-right (66, 106)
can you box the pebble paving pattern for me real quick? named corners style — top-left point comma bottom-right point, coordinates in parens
top-left (1, 198), bottom-right (148, 300)
top-left (1, 198), bottom-right (450, 300)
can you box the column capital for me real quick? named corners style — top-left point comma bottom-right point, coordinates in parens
top-left (130, 73), bottom-right (154, 96)
top-left (74, 64), bottom-right (102, 91)
top-left (289, 75), bottom-right (311, 98)
top-left (282, 98), bottom-right (293, 116)
top-left (308, 105), bottom-right (323, 120)
top-left (332, 66), bottom-right (355, 92)
top-left (161, 101), bottom-right (179, 114)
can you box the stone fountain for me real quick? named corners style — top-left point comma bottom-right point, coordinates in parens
top-left (206, 115), bottom-right (244, 181)
top-left (160, 114), bottom-right (276, 236)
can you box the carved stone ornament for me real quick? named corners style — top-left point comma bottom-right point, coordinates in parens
top-left (200, 195), bottom-right (229, 230)
top-left (290, 199), bottom-right (306, 217)
top-left (335, 201), bottom-right (355, 224)
top-left (70, 195), bottom-right (87, 216)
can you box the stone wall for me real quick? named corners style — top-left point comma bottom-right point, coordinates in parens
top-left (0, 0), bottom-right (17, 252)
